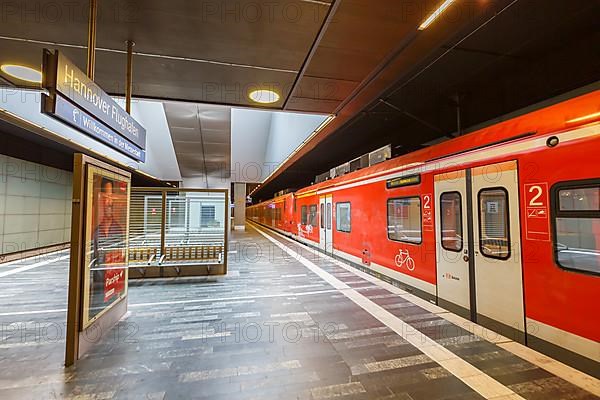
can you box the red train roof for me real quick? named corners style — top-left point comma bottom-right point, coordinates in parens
top-left (296, 90), bottom-right (599, 195)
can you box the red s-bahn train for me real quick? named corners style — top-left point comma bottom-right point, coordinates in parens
top-left (247, 90), bottom-right (600, 376)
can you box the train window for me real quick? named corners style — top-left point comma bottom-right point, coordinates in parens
top-left (321, 203), bottom-right (325, 229)
top-left (440, 192), bottom-right (463, 252)
top-left (478, 188), bottom-right (510, 260)
top-left (309, 205), bottom-right (318, 227)
top-left (326, 203), bottom-right (332, 230)
top-left (387, 197), bottom-right (422, 244)
top-left (558, 187), bottom-right (599, 211)
top-left (553, 182), bottom-right (600, 275)
top-left (336, 202), bottom-right (351, 233)
top-left (301, 205), bottom-right (307, 225)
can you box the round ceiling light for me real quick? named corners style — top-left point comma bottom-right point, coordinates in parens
top-left (0, 64), bottom-right (42, 83)
top-left (249, 89), bottom-right (280, 104)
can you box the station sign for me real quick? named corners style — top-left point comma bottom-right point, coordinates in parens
top-left (41, 49), bottom-right (146, 161)
top-left (386, 174), bottom-right (421, 189)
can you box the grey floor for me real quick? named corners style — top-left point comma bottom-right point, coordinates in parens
top-left (0, 226), bottom-right (597, 400)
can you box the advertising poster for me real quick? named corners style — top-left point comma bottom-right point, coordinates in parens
top-left (82, 165), bottom-right (130, 328)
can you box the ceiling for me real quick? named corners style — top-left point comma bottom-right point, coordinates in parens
top-left (1, 0), bottom-right (597, 198)
top-left (163, 102), bottom-right (231, 186)
top-left (0, 0), bottom-right (336, 110)
top-left (0, 0), bottom-right (511, 115)
top-left (253, 0), bottom-right (600, 200)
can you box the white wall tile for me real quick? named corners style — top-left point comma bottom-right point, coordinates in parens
top-left (0, 174), bottom-right (6, 195)
top-left (65, 200), bottom-right (72, 214)
top-left (40, 165), bottom-right (62, 183)
top-left (4, 214), bottom-right (39, 234)
top-left (39, 229), bottom-right (65, 247)
top-left (5, 196), bottom-right (40, 215)
top-left (41, 181), bottom-right (67, 199)
top-left (0, 156), bottom-right (72, 254)
top-left (40, 214), bottom-right (66, 231)
top-left (39, 198), bottom-right (67, 214)
top-left (2, 232), bottom-right (39, 253)
top-left (6, 176), bottom-right (41, 197)
top-left (63, 228), bottom-right (72, 243)
top-left (64, 213), bottom-right (72, 229)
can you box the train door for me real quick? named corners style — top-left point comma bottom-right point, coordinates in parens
top-left (435, 160), bottom-right (525, 342)
top-left (471, 160), bottom-right (525, 341)
top-left (435, 170), bottom-right (471, 319)
top-left (319, 195), bottom-right (333, 253)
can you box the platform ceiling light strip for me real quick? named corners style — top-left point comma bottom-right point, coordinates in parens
top-left (0, 64), bottom-right (42, 83)
top-left (418, 0), bottom-right (457, 30)
top-left (251, 114), bottom-right (336, 196)
top-left (566, 111), bottom-right (600, 124)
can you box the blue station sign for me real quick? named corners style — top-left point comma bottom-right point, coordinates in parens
top-left (53, 94), bottom-right (145, 161)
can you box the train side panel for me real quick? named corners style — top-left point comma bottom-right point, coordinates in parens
top-left (519, 130), bottom-right (600, 345)
top-left (331, 174), bottom-right (437, 297)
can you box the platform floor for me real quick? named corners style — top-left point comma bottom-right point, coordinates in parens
top-left (0, 224), bottom-right (598, 400)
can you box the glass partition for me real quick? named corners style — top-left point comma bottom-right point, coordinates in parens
top-left (129, 188), bottom-right (228, 276)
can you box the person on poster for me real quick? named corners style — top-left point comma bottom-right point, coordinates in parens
top-left (90, 177), bottom-right (126, 315)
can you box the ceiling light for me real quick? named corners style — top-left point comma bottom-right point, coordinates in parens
top-left (418, 0), bottom-right (457, 30)
top-left (0, 64), bottom-right (42, 83)
top-left (566, 111), bottom-right (600, 124)
top-left (249, 89), bottom-right (280, 104)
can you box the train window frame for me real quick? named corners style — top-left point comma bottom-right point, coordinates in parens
top-left (550, 179), bottom-right (600, 277)
top-left (309, 204), bottom-right (318, 227)
top-left (320, 203), bottom-right (325, 229)
top-left (301, 205), bottom-right (307, 225)
top-left (336, 202), bottom-right (351, 233)
top-left (440, 191), bottom-right (463, 253)
top-left (387, 196), bottom-right (423, 245)
top-left (477, 187), bottom-right (511, 261)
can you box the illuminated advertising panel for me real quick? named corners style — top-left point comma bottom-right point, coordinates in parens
top-left (82, 165), bottom-right (130, 328)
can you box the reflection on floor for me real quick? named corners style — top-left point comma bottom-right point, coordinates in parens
top-left (0, 226), bottom-right (598, 399)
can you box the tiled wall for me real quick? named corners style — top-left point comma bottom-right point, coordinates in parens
top-left (0, 154), bottom-right (72, 255)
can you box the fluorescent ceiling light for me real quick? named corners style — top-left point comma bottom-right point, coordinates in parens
top-left (0, 64), bottom-right (42, 83)
top-left (418, 0), bottom-right (457, 30)
top-left (249, 89), bottom-right (280, 104)
top-left (566, 111), bottom-right (600, 124)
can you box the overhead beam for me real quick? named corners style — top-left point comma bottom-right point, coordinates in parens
top-left (283, 0), bottom-right (341, 109)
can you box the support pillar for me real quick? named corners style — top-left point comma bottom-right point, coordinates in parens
top-left (233, 183), bottom-right (247, 231)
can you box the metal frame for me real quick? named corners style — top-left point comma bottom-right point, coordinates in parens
top-left (66, 153), bottom-right (131, 367)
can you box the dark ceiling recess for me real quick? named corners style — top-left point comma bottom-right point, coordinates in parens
top-left (0, 118), bottom-right (168, 187)
top-left (254, 0), bottom-right (600, 201)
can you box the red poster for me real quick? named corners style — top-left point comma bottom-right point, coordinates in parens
top-left (83, 165), bottom-right (130, 327)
